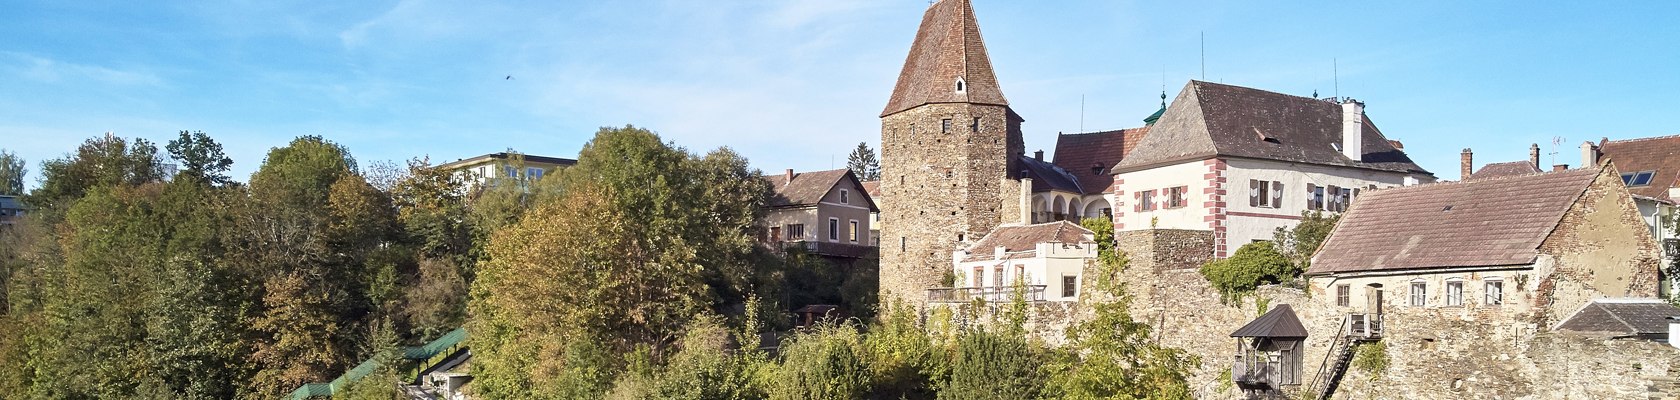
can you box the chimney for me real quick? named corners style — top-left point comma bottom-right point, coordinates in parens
top-left (1019, 175), bottom-right (1034, 224)
top-left (1340, 100), bottom-right (1364, 161)
top-left (785, 168), bottom-right (795, 182)
top-left (1034, 150), bottom-right (1044, 161)
top-left (1553, 164), bottom-right (1569, 171)
top-left (1529, 143), bottom-right (1541, 169)
top-left (1581, 141), bottom-right (1599, 167)
top-left (1460, 148), bottom-right (1474, 180)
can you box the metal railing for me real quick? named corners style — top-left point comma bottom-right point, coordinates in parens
top-left (1232, 356), bottom-right (1279, 385)
top-left (1347, 313), bottom-right (1383, 339)
top-left (927, 285), bottom-right (1047, 303)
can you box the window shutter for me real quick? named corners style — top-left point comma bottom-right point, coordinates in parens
top-left (1133, 191), bottom-right (1141, 212)
top-left (1306, 183), bottom-right (1317, 209)
top-left (1249, 180), bottom-right (1259, 207)
top-left (1272, 181), bottom-right (1284, 208)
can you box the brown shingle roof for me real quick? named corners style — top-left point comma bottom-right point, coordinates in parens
top-left (1052, 127), bottom-right (1149, 194)
top-left (1114, 81), bottom-right (1429, 176)
top-left (1467, 161), bottom-right (1542, 181)
top-left (1598, 134), bottom-right (1680, 201)
top-left (1555, 298), bottom-right (1680, 336)
top-left (880, 0), bottom-right (1009, 117)
top-left (962, 221), bottom-right (1091, 262)
top-left (1307, 168), bottom-right (1603, 275)
top-left (766, 169), bottom-right (877, 211)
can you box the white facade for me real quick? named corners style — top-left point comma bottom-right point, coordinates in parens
top-left (1109, 160), bottom-right (1210, 232)
top-left (950, 241), bottom-right (1096, 302)
top-left (1221, 158), bottom-right (1419, 245)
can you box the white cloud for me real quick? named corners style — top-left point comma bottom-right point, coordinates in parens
top-left (4, 52), bottom-right (165, 87)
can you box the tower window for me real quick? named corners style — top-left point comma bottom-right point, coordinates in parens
top-left (972, 117), bottom-right (980, 132)
top-left (955, 78), bottom-right (966, 92)
top-left (942, 118), bottom-right (951, 133)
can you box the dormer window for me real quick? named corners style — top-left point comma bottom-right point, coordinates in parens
top-left (955, 77), bottom-right (967, 93)
top-left (1621, 170), bottom-right (1656, 187)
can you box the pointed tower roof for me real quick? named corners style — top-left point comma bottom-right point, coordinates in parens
top-left (881, 0), bottom-right (1009, 117)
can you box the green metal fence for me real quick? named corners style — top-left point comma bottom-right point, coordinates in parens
top-left (288, 327), bottom-right (468, 399)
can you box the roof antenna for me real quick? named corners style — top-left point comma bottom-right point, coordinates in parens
top-left (1333, 58), bottom-right (1340, 99)
top-left (1079, 94), bottom-right (1085, 133)
top-left (1550, 136), bottom-right (1566, 167)
top-left (1200, 31), bottom-right (1206, 80)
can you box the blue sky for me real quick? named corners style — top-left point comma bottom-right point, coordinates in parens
top-left (4, 1), bottom-right (1678, 187)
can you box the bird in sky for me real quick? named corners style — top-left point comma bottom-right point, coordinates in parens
top-left (505, 75), bottom-right (514, 80)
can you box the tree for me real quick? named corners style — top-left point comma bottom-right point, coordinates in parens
top-left (1272, 211), bottom-right (1340, 270)
top-left (29, 133), bottom-right (164, 219)
top-left (1044, 218), bottom-right (1196, 399)
top-left (1198, 241), bottom-right (1297, 304)
top-left (846, 142), bottom-right (880, 181)
top-left (0, 149), bottom-right (24, 195)
top-left (940, 329), bottom-right (1043, 400)
top-left (165, 130), bottom-right (234, 186)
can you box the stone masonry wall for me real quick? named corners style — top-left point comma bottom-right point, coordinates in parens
top-left (1115, 229), bottom-right (1214, 272)
top-left (878, 102), bottom-right (1024, 308)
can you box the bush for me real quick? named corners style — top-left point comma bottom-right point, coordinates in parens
top-left (1351, 341), bottom-right (1389, 379)
top-left (863, 304), bottom-right (945, 399)
top-left (767, 324), bottom-right (871, 400)
top-left (651, 315), bottom-right (765, 399)
top-left (939, 329), bottom-right (1044, 400)
top-left (1199, 241), bottom-right (1298, 303)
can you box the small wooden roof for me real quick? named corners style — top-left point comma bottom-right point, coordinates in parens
top-left (1230, 304), bottom-right (1309, 338)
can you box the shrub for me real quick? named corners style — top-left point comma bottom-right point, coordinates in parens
top-left (767, 324), bottom-right (871, 400)
top-left (651, 315), bottom-right (764, 400)
top-left (1351, 341), bottom-right (1389, 380)
top-left (863, 303), bottom-right (944, 399)
top-left (1199, 241), bottom-right (1297, 304)
top-left (939, 328), bottom-right (1044, 400)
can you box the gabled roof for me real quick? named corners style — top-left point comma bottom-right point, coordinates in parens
top-left (1467, 161), bottom-right (1543, 181)
top-left (436, 152), bottom-right (577, 170)
top-left (1051, 127), bottom-right (1149, 194)
top-left (1555, 298), bottom-right (1680, 336)
top-left (766, 169), bottom-right (879, 211)
top-left (881, 0), bottom-right (1009, 117)
top-left (962, 221), bottom-right (1091, 262)
top-left (1597, 134), bottom-right (1680, 201)
top-left (1020, 155), bottom-right (1082, 194)
top-left (1307, 168), bottom-right (1603, 275)
top-left (1114, 81), bottom-right (1429, 176)
top-left (1231, 304), bottom-right (1309, 338)
top-left (860, 180), bottom-right (880, 199)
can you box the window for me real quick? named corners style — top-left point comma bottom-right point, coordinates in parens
top-left (971, 117), bottom-right (980, 133)
top-left (787, 224), bottom-right (805, 240)
top-left (1167, 186), bottom-right (1187, 208)
top-left (1446, 280), bottom-right (1464, 306)
top-left (1336, 284), bottom-right (1350, 307)
top-left (1409, 281), bottom-right (1427, 306)
top-left (1308, 184), bottom-right (1325, 211)
top-left (955, 78), bottom-right (966, 92)
top-left (1623, 171), bottom-right (1656, 186)
top-left (505, 165), bottom-right (518, 178)
top-left (828, 218), bottom-right (840, 241)
top-left (1485, 279), bottom-right (1504, 306)
top-left (993, 266), bottom-right (1005, 288)
top-left (1140, 190), bottom-right (1157, 211)
top-left (526, 167), bottom-right (544, 180)
top-left (973, 267), bottom-right (984, 287)
top-left (849, 220), bottom-right (859, 242)
top-left (1336, 187), bottom-right (1353, 212)
top-left (900, 237), bottom-right (907, 252)
top-left (769, 226), bottom-right (780, 242)
top-left (942, 118), bottom-right (951, 133)
top-left (840, 189), bottom-right (849, 204)
top-left (1249, 180), bottom-right (1283, 208)
top-left (1015, 265), bottom-right (1026, 285)
top-left (1062, 276), bottom-right (1078, 297)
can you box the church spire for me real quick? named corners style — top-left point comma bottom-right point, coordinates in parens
top-left (880, 0), bottom-right (1009, 117)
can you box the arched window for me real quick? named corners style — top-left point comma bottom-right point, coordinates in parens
top-left (955, 77), bottom-right (967, 93)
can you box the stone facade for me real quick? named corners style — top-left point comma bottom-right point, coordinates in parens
top-left (879, 102), bottom-right (1025, 308)
top-left (1114, 229), bottom-right (1215, 272)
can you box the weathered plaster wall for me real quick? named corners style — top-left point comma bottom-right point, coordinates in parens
top-left (1537, 167), bottom-right (1662, 310)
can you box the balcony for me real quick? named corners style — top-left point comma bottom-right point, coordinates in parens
top-left (1346, 313), bottom-right (1383, 339)
top-left (927, 285), bottom-right (1047, 303)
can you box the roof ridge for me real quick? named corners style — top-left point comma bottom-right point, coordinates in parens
top-left (1604, 133), bottom-right (1680, 144)
top-left (1191, 79), bottom-right (1330, 104)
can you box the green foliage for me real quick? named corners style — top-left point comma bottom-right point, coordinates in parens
top-left (1351, 341), bottom-right (1389, 379)
top-left (1272, 211), bottom-right (1340, 270)
top-left (863, 303), bottom-right (945, 399)
top-left (28, 133), bottom-right (163, 221)
top-left (1199, 241), bottom-right (1298, 304)
top-left (847, 142), bottom-right (881, 181)
top-left (767, 323), bottom-right (871, 400)
top-left (940, 328), bottom-right (1044, 400)
top-left (0, 149), bottom-right (24, 195)
top-left (165, 130), bottom-right (234, 186)
top-left (1050, 216), bottom-right (1197, 399)
top-left (650, 315), bottom-right (765, 399)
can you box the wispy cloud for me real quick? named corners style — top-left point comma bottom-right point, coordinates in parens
top-left (4, 52), bottom-right (165, 87)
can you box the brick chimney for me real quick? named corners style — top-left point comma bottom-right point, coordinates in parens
top-left (1581, 141), bottom-right (1599, 167)
top-left (1033, 150), bottom-right (1044, 161)
top-left (1553, 164), bottom-right (1569, 171)
top-left (785, 168), bottom-right (795, 182)
top-left (1340, 100), bottom-right (1364, 161)
top-left (1529, 143), bottom-right (1541, 169)
top-left (1460, 148), bottom-right (1473, 180)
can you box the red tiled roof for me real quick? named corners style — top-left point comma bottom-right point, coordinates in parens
top-left (860, 180), bottom-right (880, 198)
top-left (1598, 134), bottom-right (1680, 201)
top-left (1467, 161), bottom-right (1542, 181)
top-left (961, 221), bottom-right (1091, 262)
top-left (1307, 168), bottom-right (1603, 275)
top-left (880, 0), bottom-right (1009, 117)
top-left (1051, 127), bottom-right (1149, 194)
top-left (767, 169), bottom-right (876, 210)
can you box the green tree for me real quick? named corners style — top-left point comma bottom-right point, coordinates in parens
top-left (846, 142), bottom-right (881, 181)
top-left (1045, 218), bottom-right (1196, 399)
top-left (1199, 241), bottom-right (1297, 303)
top-left (940, 329), bottom-right (1044, 400)
top-left (767, 323), bottom-right (871, 400)
top-left (28, 133), bottom-right (164, 221)
top-left (165, 130), bottom-right (234, 186)
top-left (0, 149), bottom-right (24, 195)
top-left (1272, 211), bottom-right (1340, 270)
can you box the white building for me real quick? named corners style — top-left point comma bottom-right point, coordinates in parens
top-left (1108, 81), bottom-right (1435, 258)
top-left (936, 221), bottom-right (1096, 303)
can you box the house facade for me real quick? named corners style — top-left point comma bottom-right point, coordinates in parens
top-left (0, 195), bottom-right (24, 227)
top-left (1306, 166), bottom-right (1661, 327)
top-left (1109, 81), bottom-right (1435, 257)
top-left (1585, 135), bottom-right (1680, 296)
top-left (938, 221), bottom-right (1095, 303)
top-left (763, 168), bottom-right (879, 259)
top-left (435, 151), bottom-right (577, 189)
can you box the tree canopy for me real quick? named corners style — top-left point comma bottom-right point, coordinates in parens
top-left (847, 142), bottom-right (881, 181)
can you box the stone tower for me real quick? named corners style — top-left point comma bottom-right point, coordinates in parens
top-left (878, 0), bottom-right (1025, 308)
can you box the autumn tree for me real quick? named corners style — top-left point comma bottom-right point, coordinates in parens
top-left (28, 133), bottom-right (164, 221)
